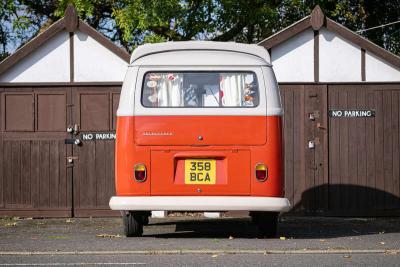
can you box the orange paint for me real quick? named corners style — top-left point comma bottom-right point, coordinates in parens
top-left (115, 116), bottom-right (283, 197)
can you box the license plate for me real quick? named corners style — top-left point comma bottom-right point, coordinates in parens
top-left (185, 159), bottom-right (216, 184)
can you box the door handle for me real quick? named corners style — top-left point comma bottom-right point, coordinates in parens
top-left (64, 138), bottom-right (82, 145)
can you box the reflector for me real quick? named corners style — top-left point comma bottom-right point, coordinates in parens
top-left (134, 164), bottom-right (147, 182)
top-left (255, 163), bottom-right (267, 182)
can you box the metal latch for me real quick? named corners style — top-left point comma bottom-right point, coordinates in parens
top-left (308, 140), bottom-right (315, 149)
top-left (309, 111), bottom-right (320, 121)
top-left (308, 137), bottom-right (320, 149)
top-left (67, 156), bottom-right (78, 163)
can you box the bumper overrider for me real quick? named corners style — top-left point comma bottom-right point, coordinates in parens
top-left (109, 196), bottom-right (291, 212)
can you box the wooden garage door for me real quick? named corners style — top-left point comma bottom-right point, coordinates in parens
top-left (328, 84), bottom-right (400, 215)
top-left (71, 87), bottom-right (120, 217)
top-left (0, 87), bottom-right (72, 217)
top-left (280, 84), bottom-right (328, 213)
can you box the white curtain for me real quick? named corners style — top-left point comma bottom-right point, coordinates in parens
top-left (157, 74), bottom-right (184, 107)
top-left (220, 74), bottom-right (245, 106)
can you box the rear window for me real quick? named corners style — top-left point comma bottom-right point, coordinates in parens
top-left (141, 72), bottom-right (259, 107)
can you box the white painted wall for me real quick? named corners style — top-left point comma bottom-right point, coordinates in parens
top-left (0, 32), bottom-right (70, 82)
top-left (319, 28), bottom-right (361, 82)
top-left (271, 29), bottom-right (314, 82)
top-left (73, 30), bottom-right (127, 82)
top-left (365, 51), bottom-right (400, 81)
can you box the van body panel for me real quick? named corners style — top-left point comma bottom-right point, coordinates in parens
top-left (115, 116), bottom-right (283, 197)
top-left (134, 116), bottom-right (266, 146)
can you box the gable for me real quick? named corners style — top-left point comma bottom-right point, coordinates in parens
top-left (319, 28), bottom-right (361, 82)
top-left (73, 30), bottom-right (127, 82)
top-left (0, 7), bottom-right (130, 84)
top-left (366, 52), bottom-right (400, 81)
top-left (0, 32), bottom-right (70, 83)
top-left (271, 29), bottom-right (314, 82)
top-left (259, 6), bottom-right (400, 83)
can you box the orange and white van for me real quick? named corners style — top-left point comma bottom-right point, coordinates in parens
top-left (109, 41), bottom-right (290, 237)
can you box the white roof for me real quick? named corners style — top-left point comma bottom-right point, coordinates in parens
top-left (130, 41), bottom-right (271, 65)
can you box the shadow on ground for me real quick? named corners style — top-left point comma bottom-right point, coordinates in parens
top-left (144, 216), bottom-right (400, 239)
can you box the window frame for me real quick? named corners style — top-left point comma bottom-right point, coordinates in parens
top-left (140, 70), bottom-right (260, 109)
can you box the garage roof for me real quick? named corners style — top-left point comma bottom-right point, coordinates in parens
top-left (0, 5), bottom-right (130, 81)
top-left (258, 5), bottom-right (400, 69)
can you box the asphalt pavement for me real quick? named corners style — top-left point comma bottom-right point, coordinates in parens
top-left (0, 215), bottom-right (399, 266)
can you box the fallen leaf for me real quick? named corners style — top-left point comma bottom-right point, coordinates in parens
top-left (96, 234), bottom-right (122, 238)
top-left (212, 254), bottom-right (218, 258)
top-left (229, 236), bottom-right (234, 240)
top-left (280, 236), bottom-right (286, 240)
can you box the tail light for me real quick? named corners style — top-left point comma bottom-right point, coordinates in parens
top-left (255, 163), bottom-right (268, 182)
top-left (134, 163), bottom-right (147, 182)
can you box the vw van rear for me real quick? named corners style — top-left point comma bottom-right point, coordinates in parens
top-left (109, 41), bottom-right (290, 237)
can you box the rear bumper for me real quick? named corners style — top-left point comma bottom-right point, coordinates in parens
top-left (109, 196), bottom-right (290, 212)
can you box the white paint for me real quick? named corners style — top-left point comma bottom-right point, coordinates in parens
top-left (271, 29), bottom-right (314, 82)
top-left (132, 50), bottom-right (268, 67)
top-left (130, 41), bottom-right (271, 64)
top-left (151, 211), bottom-right (168, 218)
top-left (319, 28), bottom-right (361, 82)
top-left (109, 196), bottom-right (291, 211)
top-left (73, 30), bottom-right (127, 82)
top-left (365, 51), bottom-right (400, 81)
top-left (0, 32), bottom-right (70, 82)
top-left (203, 212), bottom-right (221, 218)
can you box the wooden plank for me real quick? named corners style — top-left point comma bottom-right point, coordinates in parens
top-left (315, 84), bottom-right (328, 211)
top-left (356, 86), bottom-right (367, 210)
top-left (3, 141), bottom-right (12, 206)
top-left (58, 141), bottom-right (68, 208)
top-left (328, 86), bottom-right (340, 211)
top-left (391, 91), bottom-right (400, 208)
top-left (30, 141), bottom-right (40, 208)
top-left (49, 140), bottom-right (60, 208)
top-left (11, 141), bottom-right (21, 206)
top-left (347, 87), bottom-right (358, 211)
top-left (282, 87), bottom-right (294, 207)
top-left (383, 91), bottom-right (394, 208)
top-left (365, 90), bottom-right (377, 210)
top-left (95, 140), bottom-right (106, 207)
top-left (338, 88), bottom-right (349, 211)
top-left (107, 140), bottom-right (116, 206)
top-left (74, 145), bottom-right (83, 209)
top-left (39, 141), bottom-right (50, 208)
top-left (374, 90), bottom-right (384, 209)
top-left (303, 85), bottom-right (316, 212)
top-left (20, 141), bottom-right (31, 207)
top-left (293, 85), bottom-right (306, 210)
top-left (85, 142), bottom-right (96, 208)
